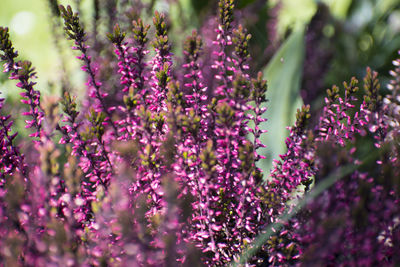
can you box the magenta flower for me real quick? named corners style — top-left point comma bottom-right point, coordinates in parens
top-left (0, 1), bottom-right (399, 266)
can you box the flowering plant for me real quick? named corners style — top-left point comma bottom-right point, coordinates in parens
top-left (0, 0), bottom-right (399, 266)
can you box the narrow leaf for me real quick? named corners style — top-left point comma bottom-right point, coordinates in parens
top-left (258, 27), bottom-right (305, 176)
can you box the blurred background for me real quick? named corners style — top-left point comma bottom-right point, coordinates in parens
top-left (2, 0), bottom-right (400, 172)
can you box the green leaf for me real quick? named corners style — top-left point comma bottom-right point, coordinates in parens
top-left (323, 0), bottom-right (352, 19)
top-left (277, 0), bottom-right (316, 37)
top-left (258, 27), bottom-right (305, 177)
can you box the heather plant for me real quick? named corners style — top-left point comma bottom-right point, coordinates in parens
top-left (1, 0), bottom-right (400, 266)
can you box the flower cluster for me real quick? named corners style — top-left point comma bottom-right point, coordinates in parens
top-left (0, 1), bottom-right (399, 266)
top-left (291, 68), bottom-right (400, 265)
top-left (0, 27), bottom-right (44, 140)
top-left (0, 93), bottom-right (24, 182)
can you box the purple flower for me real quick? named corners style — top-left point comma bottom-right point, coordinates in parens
top-left (0, 2), bottom-right (399, 266)
top-left (0, 94), bottom-right (25, 182)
